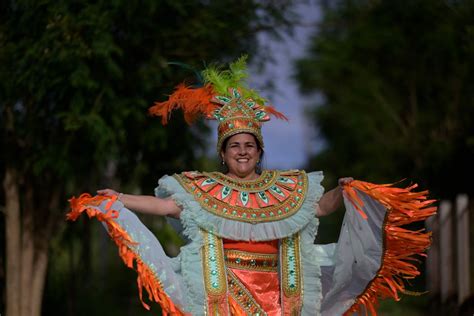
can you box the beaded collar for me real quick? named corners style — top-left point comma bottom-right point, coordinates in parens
top-left (174, 170), bottom-right (308, 223)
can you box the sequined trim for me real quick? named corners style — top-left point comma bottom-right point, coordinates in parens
top-left (174, 170), bottom-right (308, 223)
top-left (225, 249), bottom-right (278, 272)
top-left (281, 234), bottom-right (303, 314)
top-left (201, 230), bottom-right (228, 314)
top-left (227, 268), bottom-right (267, 316)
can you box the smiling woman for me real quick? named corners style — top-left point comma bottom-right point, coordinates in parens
top-left (221, 133), bottom-right (262, 180)
top-left (67, 57), bottom-right (436, 315)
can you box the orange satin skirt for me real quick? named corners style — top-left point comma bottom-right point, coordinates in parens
top-left (224, 239), bottom-right (281, 315)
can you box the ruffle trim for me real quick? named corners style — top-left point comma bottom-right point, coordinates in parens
top-left (156, 171), bottom-right (324, 241)
top-left (66, 194), bottom-right (188, 316)
top-left (341, 180), bottom-right (437, 316)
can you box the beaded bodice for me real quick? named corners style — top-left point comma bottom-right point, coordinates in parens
top-left (173, 170), bottom-right (308, 223)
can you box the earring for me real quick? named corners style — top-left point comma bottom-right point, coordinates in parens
top-left (221, 160), bottom-right (225, 166)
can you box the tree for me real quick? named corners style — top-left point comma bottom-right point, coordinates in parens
top-left (0, 1), bottom-right (298, 315)
top-left (296, 0), bottom-right (474, 199)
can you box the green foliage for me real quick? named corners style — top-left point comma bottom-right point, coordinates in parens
top-left (296, 0), bottom-right (474, 199)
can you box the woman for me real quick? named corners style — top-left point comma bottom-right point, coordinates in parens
top-left (68, 58), bottom-right (436, 315)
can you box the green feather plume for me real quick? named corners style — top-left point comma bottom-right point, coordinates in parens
top-left (202, 55), bottom-right (267, 105)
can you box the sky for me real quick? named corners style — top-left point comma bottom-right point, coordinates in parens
top-left (207, 2), bottom-right (324, 170)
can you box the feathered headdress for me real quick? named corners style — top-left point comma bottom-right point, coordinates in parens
top-left (148, 56), bottom-right (288, 152)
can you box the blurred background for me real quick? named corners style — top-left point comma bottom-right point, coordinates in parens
top-left (1, 0), bottom-right (473, 315)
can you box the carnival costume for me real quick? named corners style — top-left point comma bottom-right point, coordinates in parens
top-left (67, 57), bottom-right (436, 315)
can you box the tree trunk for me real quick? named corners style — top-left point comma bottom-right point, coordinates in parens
top-left (4, 166), bottom-right (21, 316)
top-left (20, 185), bottom-right (34, 316)
top-left (30, 188), bottom-right (59, 316)
top-left (31, 248), bottom-right (48, 316)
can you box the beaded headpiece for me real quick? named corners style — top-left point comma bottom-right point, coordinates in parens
top-left (149, 56), bottom-right (287, 153)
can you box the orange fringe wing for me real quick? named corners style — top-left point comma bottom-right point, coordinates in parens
top-left (342, 180), bottom-right (437, 316)
top-left (66, 194), bottom-right (188, 316)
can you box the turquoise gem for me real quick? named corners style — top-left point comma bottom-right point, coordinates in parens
top-left (212, 282), bottom-right (219, 288)
top-left (269, 212), bottom-right (274, 217)
top-left (211, 270), bottom-right (217, 275)
top-left (217, 96), bottom-right (231, 103)
top-left (210, 256), bottom-right (216, 261)
top-left (251, 214), bottom-right (257, 218)
top-left (235, 258), bottom-right (241, 263)
top-left (222, 186), bottom-right (231, 199)
top-left (202, 178), bottom-right (216, 185)
top-left (256, 111), bottom-right (266, 119)
top-left (261, 213), bottom-right (266, 218)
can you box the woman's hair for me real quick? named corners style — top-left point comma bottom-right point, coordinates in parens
top-left (220, 133), bottom-right (265, 173)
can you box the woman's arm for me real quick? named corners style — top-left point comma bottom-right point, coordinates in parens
top-left (317, 177), bottom-right (353, 216)
top-left (97, 189), bottom-right (182, 218)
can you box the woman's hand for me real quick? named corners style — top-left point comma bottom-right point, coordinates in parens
top-left (338, 177), bottom-right (354, 187)
top-left (317, 177), bottom-right (354, 217)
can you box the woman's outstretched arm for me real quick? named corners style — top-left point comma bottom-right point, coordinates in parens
top-left (97, 189), bottom-right (182, 218)
top-left (317, 177), bottom-right (353, 217)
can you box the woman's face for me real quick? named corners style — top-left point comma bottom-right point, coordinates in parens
top-left (221, 133), bottom-right (261, 180)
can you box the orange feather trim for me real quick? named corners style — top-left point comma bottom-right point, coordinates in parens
top-left (66, 194), bottom-right (188, 316)
top-left (261, 104), bottom-right (289, 121)
top-left (342, 180), bottom-right (437, 316)
top-left (149, 84), bottom-right (218, 125)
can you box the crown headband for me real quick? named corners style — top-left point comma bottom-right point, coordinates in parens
top-left (148, 56), bottom-right (288, 152)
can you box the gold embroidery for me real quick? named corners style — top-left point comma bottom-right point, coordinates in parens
top-left (281, 234), bottom-right (303, 314)
top-left (201, 229), bottom-right (227, 313)
top-left (174, 170), bottom-right (308, 223)
top-left (225, 249), bottom-right (278, 272)
top-left (281, 234), bottom-right (302, 296)
top-left (227, 268), bottom-right (267, 315)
